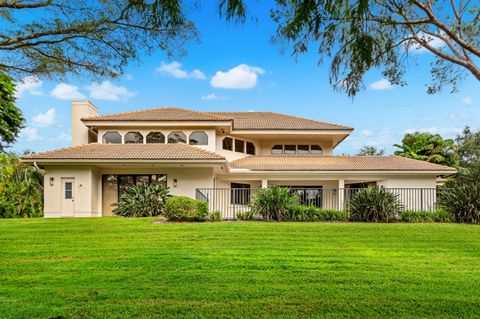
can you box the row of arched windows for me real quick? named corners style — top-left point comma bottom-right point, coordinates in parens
top-left (102, 131), bottom-right (208, 145)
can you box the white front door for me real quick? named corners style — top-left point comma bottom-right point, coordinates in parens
top-left (61, 178), bottom-right (75, 216)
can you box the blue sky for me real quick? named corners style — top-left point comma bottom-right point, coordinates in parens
top-left (11, 2), bottom-right (480, 155)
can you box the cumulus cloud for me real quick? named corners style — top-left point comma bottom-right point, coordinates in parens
top-left (405, 127), bottom-right (463, 136)
top-left (210, 64), bottom-right (265, 89)
top-left (156, 61), bottom-right (206, 80)
top-left (15, 76), bottom-right (43, 98)
top-left (369, 79), bottom-right (393, 90)
top-left (462, 96), bottom-right (473, 106)
top-left (51, 83), bottom-right (85, 100)
top-left (32, 108), bottom-right (57, 127)
top-left (87, 81), bottom-right (136, 101)
top-left (405, 32), bottom-right (446, 53)
top-left (201, 93), bottom-right (222, 100)
top-left (19, 127), bottom-right (40, 141)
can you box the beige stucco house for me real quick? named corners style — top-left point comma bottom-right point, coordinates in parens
top-left (22, 101), bottom-right (456, 218)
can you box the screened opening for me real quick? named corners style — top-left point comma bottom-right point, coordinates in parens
top-left (102, 131), bottom-right (122, 144)
top-left (284, 145), bottom-right (296, 155)
top-left (271, 145), bottom-right (283, 154)
top-left (189, 131), bottom-right (208, 145)
top-left (124, 131), bottom-right (143, 144)
top-left (222, 137), bottom-right (233, 151)
top-left (311, 145), bottom-right (323, 155)
top-left (146, 132), bottom-right (165, 144)
top-left (168, 131), bottom-right (187, 144)
top-left (246, 142), bottom-right (255, 155)
top-left (235, 139), bottom-right (245, 153)
top-left (297, 145), bottom-right (309, 155)
top-left (231, 183), bottom-right (251, 205)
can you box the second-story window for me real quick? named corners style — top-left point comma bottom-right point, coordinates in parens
top-left (272, 145), bottom-right (283, 154)
top-left (189, 131), bottom-right (208, 145)
top-left (246, 142), bottom-right (255, 155)
top-left (168, 131), bottom-right (187, 144)
top-left (284, 145), bottom-right (296, 155)
top-left (146, 132), bottom-right (165, 144)
top-left (297, 145), bottom-right (309, 155)
top-left (235, 139), bottom-right (245, 153)
top-left (311, 145), bottom-right (323, 155)
top-left (124, 132), bottom-right (143, 144)
top-left (103, 131), bottom-right (122, 144)
top-left (222, 137), bottom-right (233, 151)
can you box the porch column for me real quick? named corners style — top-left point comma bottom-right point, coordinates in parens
top-left (261, 179), bottom-right (268, 188)
top-left (338, 179), bottom-right (345, 211)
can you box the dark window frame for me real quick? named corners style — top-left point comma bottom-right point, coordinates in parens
top-left (222, 137), bottom-right (233, 151)
top-left (235, 139), bottom-right (245, 153)
top-left (297, 145), bottom-right (309, 155)
top-left (231, 182), bottom-right (251, 205)
top-left (284, 144), bottom-right (296, 155)
top-left (310, 145), bottom-right (323, 155)
top-left (271, 144), bottom-right (283, 155)
top-left (246, 142), bottom-right (255, 155)
top-left (124, 131), bottom-right (144, 144)
top-left (146, 132), bottom-right (165, 144)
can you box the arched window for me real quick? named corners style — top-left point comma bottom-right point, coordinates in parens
top-left (168, 131), bottom-right (187, 144)
top-left (189, 131), bottom-right (208, 145)
top-left (222, 137), bottom-right (233, 151)
top-left (271, 145), bottom-right (283, 155)
top-left (124, 132), bottom-right (143, 144)
top-left (146, 132), bottom-right (165, 144)
top-left (246, 142), bottom-right (255, 155)
top-left (102, 131), bottom-right (122, 144)
top-left (311, 145), bottom-right (323, 155)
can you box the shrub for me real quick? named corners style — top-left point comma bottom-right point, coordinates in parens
top-left (440, 185), bottom-right (480, 223)
top-left (112, 184), bottom-right (169, 217)
top-left (236, 211), bottom-right (258, 220)
top-left (348, 187), bottom-right (403, 222)
top-left (287, 205), bottom-right (348, 221)
top-left (249, 187), bottom-right (298, 221)
top-left (208, 211), bottom-right (222, 222)
top-left (165, 196), bottom-right (209, 221)
top-left (401, 209), bottom-right (453, 223)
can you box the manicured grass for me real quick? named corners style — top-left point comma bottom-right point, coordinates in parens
top-left (1, 219), bottom-right (480, 318)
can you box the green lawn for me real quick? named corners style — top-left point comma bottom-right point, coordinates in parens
top-left (1, 219), bottom-right (480, 318)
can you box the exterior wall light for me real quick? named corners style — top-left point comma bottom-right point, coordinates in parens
top-left (49, 177), bottom-right (54, 186)
top-left (173, 179), bottom-right (178, 187)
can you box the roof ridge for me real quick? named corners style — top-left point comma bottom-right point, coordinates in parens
top-left (263, 111), bottom-right (353, 130)
top-left (21, 143), bottom-right (98, 159)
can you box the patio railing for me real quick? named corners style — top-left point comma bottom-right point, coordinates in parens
top-left (195, 187), bottom-right (450, 220)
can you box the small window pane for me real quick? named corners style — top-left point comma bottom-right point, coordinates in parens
top-left (272, 145), bottom-right (283, 155)
top-left (189, 131), bottom-right (208, 145)
top-left (168, 131), bottom-right (187, 144)
top-left (102, 132), bottom-right (122, 144)
top-left (284, 145), bottom-right (296, 155)
top-left (124, 132), bottom-right (143, 144)
top-left (222, 137), bottom-right (233, 151)
top-left (311, 145), bottom-right (323, 155)
top-left (246, 142), bottom-right (255, 155)
top-left (135, 175), bottom-right (150, 186)
top-left (231, 183), bottom-right (251, 205)
top-left (151, 174), bottom-right (167, 187)
top-left (235, 139), bottom-right (245, 153)
top-left (65, 182), bottom-right (73, 199)
top-left (298, 145), bottom-right (309, 155)
top-left (146, 132), bottom-right (165, 144)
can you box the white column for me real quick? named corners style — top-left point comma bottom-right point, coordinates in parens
top-left (261, 179), bottom-right (268, 188)
top-left (338, 179), bottom-right (345, 211)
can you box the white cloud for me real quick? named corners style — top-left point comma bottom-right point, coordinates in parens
top-left (19, 127), bottom-right (40, 141)
top-left (15, 76), bottom-right (43, 98)
top-left (405, 127), bottom-right (463, 136)
top-left (406, 32), bottom-right (446, 53)
top-left (155, 61), bottom-right (206, 80)
top-left (210, 64), bottom-right (265, 89)
top-left (369, 79), bottom-right (393, 90)
top-left (87, 81), bottom-right (136, 101)
top-left (462, 96), bottom-right (473, 106)
top-left (55, 132), bottom-right (71, 142)
top-left (201, 93), bottom-right (221, 100)
top-left (51, 83), bottom-right (85, 100)
top-left (32, 108), bottom-right (57, 127)
top-left (360, 130), bottom-right (374, 137)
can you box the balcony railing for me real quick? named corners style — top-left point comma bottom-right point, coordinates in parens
top-left (195, 187), bottom-right (449, 220)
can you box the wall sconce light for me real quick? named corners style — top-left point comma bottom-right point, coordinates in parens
top-left (173, 179), bottom-right (178, 187)
top-left (49, 177), bottom-right (54, 186)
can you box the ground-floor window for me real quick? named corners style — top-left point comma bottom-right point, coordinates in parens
top-left (286, 186), bottom-right (323, 208)
top-left (231, 183), bottom-right (251, 205)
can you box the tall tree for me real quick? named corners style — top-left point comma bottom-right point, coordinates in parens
top-left (0, 0), bottom-right (195, 79)
top-left (0, 72), bottom-right (23, 152)
top-left (356, 145), bottom-right (385, 156)
top-left (220, 0), bottom-right (480, 96)
top-left (394, 132), bottom-right (458, 167)
top-left (455, 126), bottom-right (480, 168)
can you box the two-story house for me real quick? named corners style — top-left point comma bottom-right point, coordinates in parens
top-left (22, 101), bottom-right (456, 218)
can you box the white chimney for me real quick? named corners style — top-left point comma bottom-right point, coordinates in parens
top-left (72, 100), bottom-right (98, 146)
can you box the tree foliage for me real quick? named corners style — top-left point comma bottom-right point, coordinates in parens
top-left (356, 145), bottom-right (385, 156)
top-left (455, 126), bottom-right (480, 168)
top-left (219, 0), bottom-right (480, 96)
top-left (0, 0), bottom-right (196, 79)
top-left (0, 153), bottom-right (43, 218)
top-left (0, 72), bottom-right (23, 151)
top-left (394, 132), bottom-right (458, 167)
top-left (112, 183), bottom-right (170, 217)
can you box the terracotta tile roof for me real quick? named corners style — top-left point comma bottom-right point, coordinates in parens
top-left (206, 112), bottom-right (353, 131)
top-left (82, 107), bottom-right (230, 122)
top-left (82, 107), bottom-right (352, 131)
top-left (22, 143), bottom-right (226, 161)
top-left (230, 156), bottom-right (457, 172)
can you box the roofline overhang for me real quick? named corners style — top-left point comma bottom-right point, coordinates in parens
top-left (230, 129), bottom-right (353, 135)
top-left (81, 120), bottom-right (233, 128)
top-left (21, 159), bottom-right (227, 165)
top-left (226, 168), bottom-right (456, 176)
